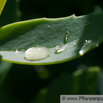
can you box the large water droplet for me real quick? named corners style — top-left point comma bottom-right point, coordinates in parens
top-left (63, 31), bottom-right (69, 44)
top-left (79, 40), bottom-right (92, 55)
top-left (55, 44), bottom-right (67, 54)
top-left (24, 46), bottom-right (50, 61)
top-left (84, 22), bottom-right (90, 27)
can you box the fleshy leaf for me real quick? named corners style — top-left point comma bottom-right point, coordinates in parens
top-left (0, 12), bottom-right (103, 65)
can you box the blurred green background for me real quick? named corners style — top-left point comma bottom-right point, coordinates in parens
top-left (0, 0), bottom-right (103, 103)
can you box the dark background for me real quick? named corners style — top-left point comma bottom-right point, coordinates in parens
top-left (20, 0), bottom-right (103, 19)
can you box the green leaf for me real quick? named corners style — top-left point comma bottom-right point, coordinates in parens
top-left (0, 12), bottom-right (103, 65)
top-left (0, 61), bottom-right (12, 85)
top-left (30, 66), bottom-right (100, 103)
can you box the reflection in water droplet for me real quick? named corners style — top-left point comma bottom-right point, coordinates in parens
top-left (85, 40), bottom-right (88, 42)
top-left (48, 25), bottom-right (50, 28)
top-left (14, 49), bottom-right (19, 53)
top-left (66, 31), bottom-right (69, 34)
top-left (24, 46), bottom-right (51, 61)
top-left (14, 49), bottom-right (25, 54)
top-left (63, 31), bottom-right (69, 44)
top-left (84, 22), bottom-right (90, 27)
top-left (74, 43), bottom-right (76, 45)
top-left (55, 44), bottom-right (67, 53)
top-left (79, 40), bottom-right (92, 55)
top-left (74, 41), bottom-right (78, 46)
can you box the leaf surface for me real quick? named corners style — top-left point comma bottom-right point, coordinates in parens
top-left (0, 12), bottom-right (103, 65)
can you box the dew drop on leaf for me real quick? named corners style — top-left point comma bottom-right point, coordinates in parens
top-left (14, 49), bottom-right (19, 53)
top-left (21, 49), bottom-right (25, 54)
top-left (66, 31), bottom-right (69, 34)
top-left (55, 43), bottom-right (67, 54)
top-left (79, 40), bottom-right (92, 55)
top-left (85, 40), bottom-right (88, 42)
top-left (74, 41), bottom-right (78, 46)
top-left (63, 31), bottom-right (69, 44)
top-left (48, 25), bottom-right (50, 28)
top-left (14, 49), bottom-right (25, 54)
top-left (24, 46), bottom-right (51, 61)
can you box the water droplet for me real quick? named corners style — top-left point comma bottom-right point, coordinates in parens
top-left (24, 46), bottom-right (50, 61)
top-left (85, 40), bottom-right (88, 42)
top-left (48, 25), bottom-right (50, 28)
top-left (74, 41), bottom-right (78, 46)
top-left (66, 31), bottom-right (69, 34)
top-left (21, 49), bottom-right (25, 54)
top-left (14, 49), bottom-right (19, 53)
top-left (14, 49), bottom-right (25, 54)
top-left (84, 22), bottom-right (90, 27)
top-left (63, 31), bottom-right (69, 44)
top-left (79, 40), bottom-right (92, 55)
top-left (55, 44), bottom-right (67, 54)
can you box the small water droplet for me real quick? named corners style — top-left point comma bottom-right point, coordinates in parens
top-left (74, 41), bottom-right (78, 46)
top-left (55, 43), bottom-right (67, 54)
top-left (66, 31), bottom-right (69, 34)
top-left (14, 49), bottom-right (19, 53)
top-left (84, 22), bottom-right (90, 27)
top-left (74, 43), bottom-right (76, 45)
top-left (48, 25), bottom-right (50, 28)
top-left (85, 40), bottom-right (88, 42)
top-left (21, 49), bottom-right (25, 54)
top-left (24, 46), bottom-right (50, 61)
top-left (79, 40), bottom-right (92, 55)
top-left (63, 31), bottom-right (69, 44)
